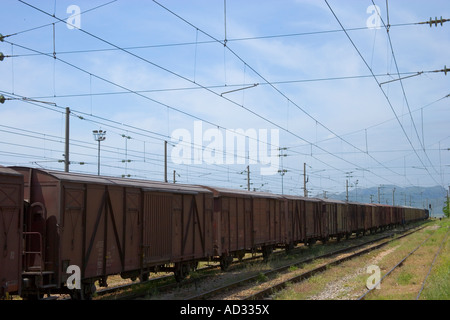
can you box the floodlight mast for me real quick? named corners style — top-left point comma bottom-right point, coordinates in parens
top-left (93, 130), bottom-right (106, 175)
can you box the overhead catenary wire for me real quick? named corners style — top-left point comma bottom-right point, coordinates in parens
top-left (1, 0), bottom-right (118, 39)
top-left (324, 0), bottom-right (441, 187)
top-left (149, 0), bottom-right (415, 186)
top-left (371, 1), bottom-right (441, 180)
top-left (3, 1), bottom-right (446, 191)
top-left (10, 0), bottom-right (422, 189)
top-left (1, 91), bottom-right (303, 189)
top-left (3, 35), bottom-right (396, 190)
top-left (10, 2), bottom-right (381, 182)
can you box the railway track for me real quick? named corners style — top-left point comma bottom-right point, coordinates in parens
top-left (358, 225), bottom-right (449, 300)
top-left (95, 250), bottom-right (274, 299)
top-left (110, 224), bottom-right (424, 300)
top-left (226, 226), bottom-right (426, 300)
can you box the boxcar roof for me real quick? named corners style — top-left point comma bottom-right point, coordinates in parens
top-left (204, 186), bottom-right (283, 199)
top-left (108, 177), bottom-right (212, 194)
top-left (10, 167), bottom-right (212, 194)
top-left (0, 166), bottom-right (23, 177)
top-left (321, 198), bottom-right (348, 204)
top-left (282, 194), bottom-right (322, 202)
top-left (347, 201), bottom-right (377, 206)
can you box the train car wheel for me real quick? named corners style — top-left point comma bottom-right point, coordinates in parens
top-left (70, 282), bottom-right (96, 300)
top-left (236, 250), bottom-right (245, 262)
top-left (285, 242), bottom-right (295, 254)
top-left (220, 254), bottom-right (233, 271)
top-left (190, 261), bottom-right (199, 272)
top-left (262, 245), bottom-right (273, 261)
top-left (174, 262), bottom-right (191, 282)
top-left (139, 272), bottom-right (149, 282)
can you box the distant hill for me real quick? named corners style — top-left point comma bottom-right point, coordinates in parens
top-left (317, 185), bottom-right (447, 218)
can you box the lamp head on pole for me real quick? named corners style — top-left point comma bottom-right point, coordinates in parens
top-left (93, 130), bottom-right (106, 141)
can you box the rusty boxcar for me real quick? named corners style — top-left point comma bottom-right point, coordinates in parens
top-left (207, 187), bottom-right (285, 268)
top-left (283, 195), bottom-right (306, 248)
top-left (322, 198), bottom-right (350, 241)
top-left (404, 206), bottom-right (427, 223)
top-left (0, 164), bottom-right (431, 300)
top-left (0, 167), bottom-right (23, 298)
top-left (121, 178), bottom-right (214, 282)
top-left (284, 196), bottom-right (327, 245)
top-left (11, 167), bottom-right (214, 298)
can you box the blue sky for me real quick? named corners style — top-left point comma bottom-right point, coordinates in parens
top-left (0, 0), bottom-right (449, 197)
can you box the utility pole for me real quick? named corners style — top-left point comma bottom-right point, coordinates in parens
top-left (303, 163), bottom-right (307, 197)
top-left (278, 148), bottom-right (288, 195)
top-left (64, 107), bottom-right (70, 172)
top-left (345, 171), bottom-right (353, 202)
top-left (164, 141), bottom-right (168, 183)
top-left (247, 165), bottom-right (250, 191)
top-left (392, 187), bottom-right (396, 206)
top-left (346, 179), bottom-right (349, 202)
top-left (122, 134), bottom-right (131, 177)
top-left (377, 187), bottom-right (380, 203)
top-left (378, 185), bottom-right (386, 204)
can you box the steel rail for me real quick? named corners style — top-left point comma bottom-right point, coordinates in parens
top-left (358, 227), bottom-right (438, 300)
top-left (416, 227), bottom-right (449, 300)
top-left (243, 226), bottom-right (424, 301)
top-left (185, 226), bottom-right (424, 300)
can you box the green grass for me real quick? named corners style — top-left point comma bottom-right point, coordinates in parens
top-left (397, 271), bottom-right (414, 285)
top-left (419, 220), bottom-right (450, 300)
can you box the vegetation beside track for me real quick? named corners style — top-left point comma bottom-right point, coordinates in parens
top-left (274, 219), bottom-right (449, 300)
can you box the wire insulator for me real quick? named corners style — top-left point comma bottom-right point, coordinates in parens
top-left (427, 16), bottom-right (449, 27)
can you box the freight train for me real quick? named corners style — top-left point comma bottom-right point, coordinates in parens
top-left (0, 166), bottom-right (429, 299)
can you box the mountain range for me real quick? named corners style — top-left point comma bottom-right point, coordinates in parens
top-left (317, 185), bottom-right (447, 218)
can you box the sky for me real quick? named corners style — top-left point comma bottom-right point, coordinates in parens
top-left (0, 0), bottom-right (449, 199)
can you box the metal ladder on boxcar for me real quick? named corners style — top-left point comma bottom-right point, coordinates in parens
top-left (22, 231), bottom-right (57, 294)
top-left (21, 203), bottom-right (57, 298)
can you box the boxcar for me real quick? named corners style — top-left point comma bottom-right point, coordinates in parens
top-left (322, 198), bottom-right (350, 241)
top-left (404, 206), bottom-right (428, 223)
top-left (283, 195), bottom-right (306, 248)
top-left (370, 203), bottom-right (382, 232)
top-left (131, 180), bottom-right (214, 282)
top-left (284, 196), bottom-right (326, 245)
top-left (346, 202), bottom-right (361, 237)
top-left (362, 203), bottom-right (376, 234)
top-left (11, 167), bottom-right (214, 298)
top-left (0, 167), bottom-right (23, 298)
top-left (207, 187), bottom-right (285, 268)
